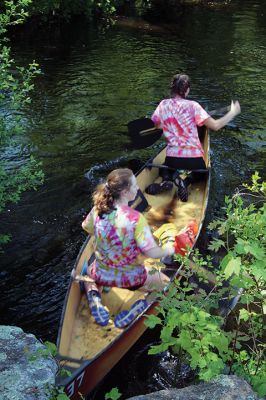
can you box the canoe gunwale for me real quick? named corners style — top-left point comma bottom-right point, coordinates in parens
top-left (56, 235), bottom-right (92, 350)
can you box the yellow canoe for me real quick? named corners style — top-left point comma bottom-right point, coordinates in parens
top-left (56, 126), bottom-right (210, 399)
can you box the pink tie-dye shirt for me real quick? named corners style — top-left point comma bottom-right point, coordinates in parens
top-left (151, 97), bottom-right (210, 158)
top-left (82, 205), bottom-right (157, 288)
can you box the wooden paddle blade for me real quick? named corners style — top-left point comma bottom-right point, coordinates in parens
top-left (127, 118), bottom-right (163, 149)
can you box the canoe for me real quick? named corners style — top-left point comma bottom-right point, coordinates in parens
top-left (56, 125), bottom-right (210, 399)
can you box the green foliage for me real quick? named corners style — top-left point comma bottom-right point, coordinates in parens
top-left (25, 340), bottom-right (57, 361)
top-left (230, 349), bottom-right (266, 398)
top-left (43, 340), bottom-right (58, 356)
top-left (145, 173), bottom-right (265, 396)
top-left (0, 156), bottom-right (43, 212)
top-left (28, 0), bottom-right (119, 20)
top-left (209, 173), bottom-right (266, 396)
top-left (105, 387), bottom-right (122, 400)
top-left (147, 280), bottom-right (230, 381)
top-left (0, 0), bottom-right (32, 35)
top-left (0, 0), bottom-right (43, 248)
top-left (243, 171), bottom-right (266, 197)
top-left (47, 385), bottom-right (70, 400)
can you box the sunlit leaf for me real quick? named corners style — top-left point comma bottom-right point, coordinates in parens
top-left (239, 309), bottom-right (250, 322)
top-left (224, 257), bottom-right (241, 279)
top-left (105, 387), bottom-right (122, 400)
top-left (208, 220), bottom-right (221, 230)
top-left (144, 315), bottom-right (162, 328)
top-left (208, 238), bottom-right (225, 252)
top-left (148, 343), bottom-right (169, 355)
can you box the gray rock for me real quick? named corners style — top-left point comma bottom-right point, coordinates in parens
top-left (127, 374), bottom-right (259, 400)
top-left (0, 325), bottom-right (58, 400)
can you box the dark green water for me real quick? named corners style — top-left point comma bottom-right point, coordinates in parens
top-left (0, 0), bottom-right (265, 397)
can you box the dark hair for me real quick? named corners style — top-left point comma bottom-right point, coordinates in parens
top-left (93, 168), bottom-right (133, 217)
top-left (170, 74), bottom-right (190, 98)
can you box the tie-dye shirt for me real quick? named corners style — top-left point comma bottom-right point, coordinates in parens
top-left (82, 205), bottom-right (157, 288)
top-left (151, 97), bottom-right (210, 158)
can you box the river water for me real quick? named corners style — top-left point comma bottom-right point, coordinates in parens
top-left (0, 0), bottom-right (265, 397)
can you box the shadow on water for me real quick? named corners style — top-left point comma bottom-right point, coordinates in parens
top-left (0, 0), bottom-right (265, 396)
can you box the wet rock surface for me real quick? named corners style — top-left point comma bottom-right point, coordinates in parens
top-left (127, 374), bottom-right (259, 400)
top-left (0, 326), bottom-right (58, 400)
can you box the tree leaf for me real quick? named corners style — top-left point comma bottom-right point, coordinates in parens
top-left (250, 260), bottom-right (266, 280)
top-left (144, 315), bottom-right (162, 329)
top-left (208, 220), bottom-right (221, 230)
top-left (256, 382), bottom-right (266, 397)
top-left (224, 257), bottom-right (241, 279)
top-left (239, 309), bottom-right (250, 322)
top-left (148, 342), bottom-right (169, 355)
top-left (105, 387), bottom-right (122, 400)
top-left (208, 238), bottom-right (225, 252)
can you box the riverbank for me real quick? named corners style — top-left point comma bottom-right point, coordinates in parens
top-left (0, 326), bottom-right (57, 400)
top-left (6, 0), bottom-right (237, 41)
top-left (0, 325), bottom-right (260, 400)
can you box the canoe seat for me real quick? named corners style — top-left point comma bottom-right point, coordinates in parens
top-left (145, 163), bottom-right (209, 199)
top-left (146, 162), bottom-right (208, 174)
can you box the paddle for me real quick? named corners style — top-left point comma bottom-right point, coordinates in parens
top-left (127, 117), bottom-right (163, 149)
top-left (128, 105), bottom-right (230, 149)
top-left (73, 274), bottom-right (95, 283)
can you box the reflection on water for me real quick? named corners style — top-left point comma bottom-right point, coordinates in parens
top-left (0, 0), bottom-right (265, 394)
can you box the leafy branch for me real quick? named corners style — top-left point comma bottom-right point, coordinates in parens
top-left (0, 0), bottom-right (43, 248)
top-left (145, 173), bottom-right (266, 397)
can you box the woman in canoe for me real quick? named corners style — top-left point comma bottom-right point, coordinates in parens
top-left (148, 73), bottom-right (241, 199)
top-left (81, 168), bottom-right (174, 328)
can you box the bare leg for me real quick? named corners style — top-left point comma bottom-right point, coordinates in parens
top-left (139, 266), bottom-right (170, 292)
top-left (84, 262), bottom-right (103, 294)
top-left (82, 263), bottom-right (109, 326)
top-left (114, 267), bottom-right (169, 329)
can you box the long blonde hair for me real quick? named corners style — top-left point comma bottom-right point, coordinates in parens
top-left (93, 168), bottom-right (133, 217)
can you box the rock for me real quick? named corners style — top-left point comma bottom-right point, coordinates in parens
top-left (0, 325), bottom-right (58, 400)
top-left (127, 374), bottom-right (259, 399)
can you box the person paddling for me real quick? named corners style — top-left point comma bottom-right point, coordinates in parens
top-left (81, 168), bottom-right (174, 328)
top-left (148, 73), bottom-right (241, 199)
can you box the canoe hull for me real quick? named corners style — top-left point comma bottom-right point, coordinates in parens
top-left (61, 302), bottom-right (159, 399)
top-left (57, 126), bottom-right (210, 399)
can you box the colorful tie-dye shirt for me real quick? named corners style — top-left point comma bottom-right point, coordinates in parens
top-left (151, 97), bottom-right (210, 158)
top-left (82, 205), bottom-right (157, 288)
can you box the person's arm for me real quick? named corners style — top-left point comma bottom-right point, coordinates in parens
top-left (151, 102), bottom-right (162, 129)
top-left (204, 100), bottom-right (241, 131)
top-left (81, 209), bottom-right (94, 234)
top-left (135, 213), bottom-right (175, 259)
top-left (144, 244), bottom-right (174, 259)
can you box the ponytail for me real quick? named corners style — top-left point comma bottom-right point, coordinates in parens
top-left (170, 73), bottom-right (190, 98)
top-left (93, 169), bottom-right (133, 217)
top-left (93, 183), bottom-right (114, 217)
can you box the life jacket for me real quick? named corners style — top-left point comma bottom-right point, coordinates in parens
top-left (174, 220), bottom-right (199, 255)
top-left (153, 220), bottom-right (198, 256)
top-left (153, 223), bottom-right (178, 248)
